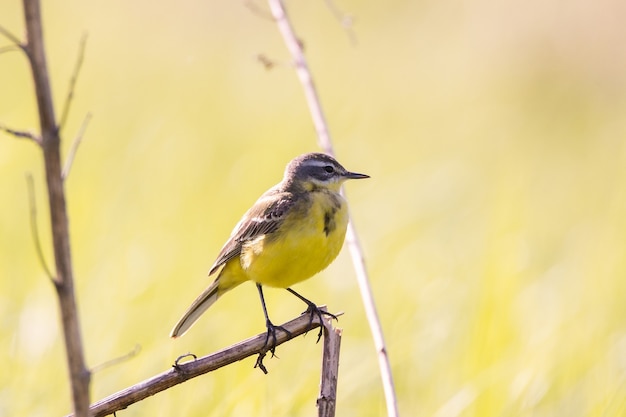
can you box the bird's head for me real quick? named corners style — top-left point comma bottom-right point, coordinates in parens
top-left (284, 152), bottom-right (369, 192)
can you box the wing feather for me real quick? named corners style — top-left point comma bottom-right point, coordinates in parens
top-left (208, 191), bottom-right (295, 275)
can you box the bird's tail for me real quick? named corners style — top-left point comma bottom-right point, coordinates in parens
top-left (170, 265), bottom-right (248, 338)
top-left (170, 278), bottom-right (221, 338)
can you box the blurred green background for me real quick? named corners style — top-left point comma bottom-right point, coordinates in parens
top-left (2, 0), bottom-right (626, 416)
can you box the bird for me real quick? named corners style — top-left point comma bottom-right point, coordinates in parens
top-left (169, 152), bottom-right (368, 366)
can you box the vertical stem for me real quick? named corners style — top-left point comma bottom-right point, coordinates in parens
top-left (317, 320), bottom-right (342, 417)
top-left (22, 0), bottom-right (55, 137)
top-left (345, 222), bottom-right (399, 416)
top-left (22, 0), bottom-right (91, 415)
top-left (267, 0), bottom-right (333, 154)
top-left (267, 1), bottom-right (399, 415)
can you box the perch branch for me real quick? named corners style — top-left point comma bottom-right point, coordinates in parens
top-left (267, 1), bottom-right (399, 416)
top-left (66, 311), bottom-right (329, 417)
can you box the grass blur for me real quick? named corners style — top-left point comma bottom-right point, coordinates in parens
top-left (2, 0), bottom-right (626, 416)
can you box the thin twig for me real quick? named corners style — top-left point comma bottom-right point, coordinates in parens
top-left (322, 0), bottom-right (358, 46)
top-left (244, 1), bottom-right (274, 21)
top-left (59, 33), bottom-right (87, 133)
top-left (0, 124), bottom-right (41, 144)
top-left (0, 24), bottom-right (23, 47)
top-left (62, 112), bottom-right (92, 180)
top-left (0, 44), bottom-right (22, 54)
top-left (266, 1), bottom-right (399, 416)
top-left (65, 311), bottom-right (328, 417)
top-left (26, 173), bottom-right (54, 279)
top-left (317, 317), bottom-right (342, 417)
top-left (91, 345), bottom-right (141, 374)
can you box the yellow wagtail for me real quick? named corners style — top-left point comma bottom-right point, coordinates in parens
top-left (170, 153), bottom-right (368, 360)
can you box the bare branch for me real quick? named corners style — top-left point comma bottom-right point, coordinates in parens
top-left (266, 1), bottom-right (399, 416)
top-left (59, 34), bottom-right (87, 133)
top-left (25, 173), bottom-right (55, 279)
top-left (0, 124), bottom-right (42, 143)
top-left (23, 0), bottom-right (57, 136)
top-left (66, 311), bottom-right (328, 417)
top-left (267, 0), bottom-right (333, 153)
top-left (322, 0), bottom-right (358, 46)
top-left (345, 221), bottom-right (399, 416)
top-left (91, 344), bottom-right (141, 374)
top-left (0, 24), bottom-right (24, 48)
top-left (62, 112), bottom-right (92, 180)
top-left (0, 44), bottom-right (22, 54)
top-left (21, 0), bottom-right (91, 415)
top-left (317, 318), bottom-right (342, 417)
top-left (245, 1), bottom-right (274, 21)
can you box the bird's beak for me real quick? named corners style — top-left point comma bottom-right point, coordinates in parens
top-left (344, 171), bottom-right (370, 180)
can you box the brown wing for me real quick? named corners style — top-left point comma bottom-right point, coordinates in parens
top-left (208, 191), bottom-right (296, 275)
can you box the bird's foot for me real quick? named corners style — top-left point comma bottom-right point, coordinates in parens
top-left (172, 352), bottom-right (197, 371)
top-left (285, 288), bottom-right (338, 342)
top-left (302, 302), bottom-right (338, 343)
top-left (254, 319), bottom-right (292, 374)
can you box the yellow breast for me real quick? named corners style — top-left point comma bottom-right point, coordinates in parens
top-left (241, 190), bottom-right (348, 288)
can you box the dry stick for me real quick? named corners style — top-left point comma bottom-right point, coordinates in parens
top-left (0, 44), bottom-right (22, 54)
top-left (0, 124), bottom-right (41, 143)
top-left (21, 0), bottom-right (91, 415)
top-left (0, 24), bottom-right (24, 47)
top-left (66, 312), bottom-right (328, 417)
top-left (268, 0), bottom-right (331, 150)
top-left (90, 344), bottom-right (142, 374)
top-left (59, 34), bottom-right (87, 133)
top-left (317, 318), bottom-right (342, 417)
top-left (62, 112), bottom-right (92, 179)
top-left (321, 0), bottom-right (357, 46)
top-left (266, 1), bottom-right (399, 416)
top-left (244, 1), bottom-right (274, 21)
top-left (26, 173), bottom-right (54, 279)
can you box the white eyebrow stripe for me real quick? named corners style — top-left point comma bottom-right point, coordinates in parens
top-left (303, 159), bottom-right (336, 168)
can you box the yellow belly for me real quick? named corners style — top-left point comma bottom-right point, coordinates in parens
top-left (240, 192), bottom-right (348, 288)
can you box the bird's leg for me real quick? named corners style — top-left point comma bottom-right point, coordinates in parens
top-left (285, 288), bottom-right (338, 342)
top-left (254, 283), bottom-right (291, 373)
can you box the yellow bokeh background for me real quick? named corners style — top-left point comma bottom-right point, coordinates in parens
top-left (2, 0), bottom-right (626, 416)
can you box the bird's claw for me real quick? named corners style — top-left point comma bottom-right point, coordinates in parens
top-left (172, 352), bottom-right (197, 370)
top-left (302, 304), bottom-right (338, 343)
top-left (254, 320), bottom-right (292, 374)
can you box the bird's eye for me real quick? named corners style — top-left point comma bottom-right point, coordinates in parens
top-left (324, 165), bottom-right (334, 173)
